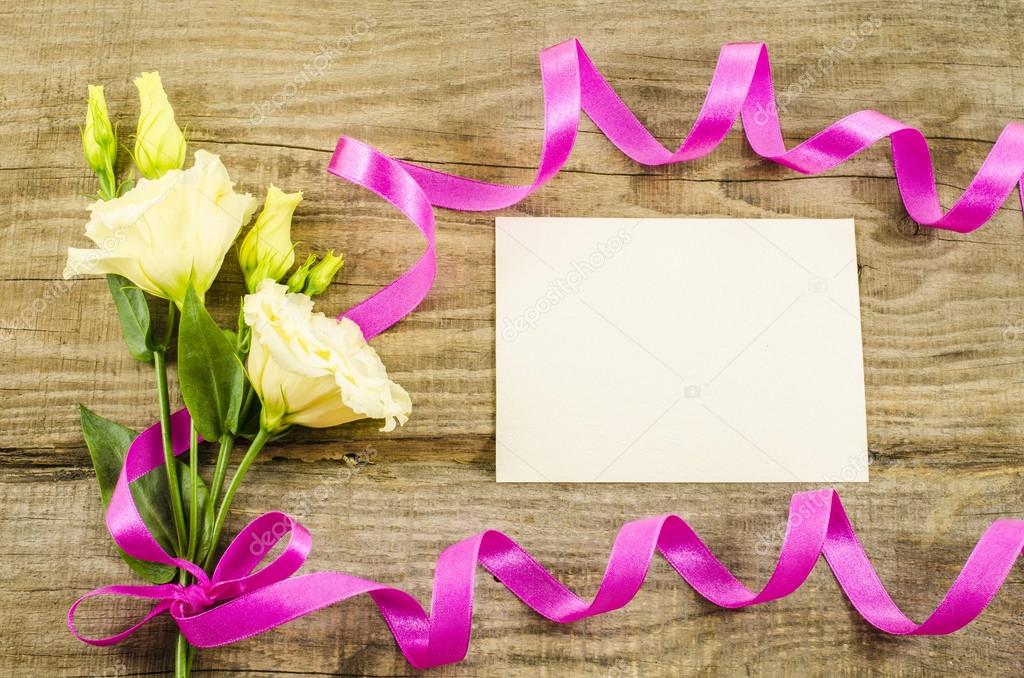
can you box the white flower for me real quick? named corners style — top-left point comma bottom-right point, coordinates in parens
top-left (243, 281), bottom-right (411, 432)
top-left (64, 150), bottom-right (258, 305)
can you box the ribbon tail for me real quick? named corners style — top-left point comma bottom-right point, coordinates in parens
top-left (823, 493), bottom-right (1024, 635)
top-left (172, 572), bottom-right (437, 667)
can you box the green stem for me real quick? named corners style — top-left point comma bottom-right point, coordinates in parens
top-left (153, 349), bottom-right (188, 556)
top-left (201, 386), bottom-right (258, 568)
top-left (162, 301), bottom-right (177, 350)
top-left (200, 432), bottom-right (235, 569)
top-left (203, 426), bottom-right (273, 571)
top-left (186, 419), bottom-right (199, 561)
top-left (174, 631), bottom-right (189, 678)
top-left (153, 301), bottom-right (190, 676)
top-left (93, 158), bottom-right (119, 201)
top-left (174, 554), bottom-right (191, 677)
top-left (205, 436), bottom-right (234, 523)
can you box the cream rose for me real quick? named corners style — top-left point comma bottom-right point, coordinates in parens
top-left (64, 150), bottom-right (258, 305)
top-left (243, 280), bottom-right (411, 432)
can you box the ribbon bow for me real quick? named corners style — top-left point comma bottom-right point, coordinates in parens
top-left (70, 37), bottom-right (1024, 669)
top-left (69, 511), bottom-right (311, 646)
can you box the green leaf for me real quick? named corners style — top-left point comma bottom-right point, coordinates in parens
top-left (178, 286), bottom-right (245, 441)
top-left (221, 328), bottom-right (239, 352)
top-left (117, 548), bottom-right (176, 583)
top-left (79, 405), bottom-right (176, 583)
top-left (106, 274), bottom-right (153, 362)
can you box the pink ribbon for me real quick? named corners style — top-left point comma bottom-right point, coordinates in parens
top-left (333, 38), bottom-right (1024, 337)
top-left (66, 408), bottom-right (1024, 662)
top-left (70, 39), bottom-right (1024, 667)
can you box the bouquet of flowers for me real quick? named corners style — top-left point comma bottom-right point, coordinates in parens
top-left (67, 74), bottom-right (411, 677)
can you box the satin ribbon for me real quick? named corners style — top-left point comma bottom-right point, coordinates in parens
top-left (68, 421), bottom-right (1024, 668)
top-left (332, 38), bottom-right (1024, 337)
top-left (70, 39), bottom-right (1024, 667)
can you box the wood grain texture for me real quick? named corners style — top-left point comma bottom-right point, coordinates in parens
top-left (1, 0), bottom-right (1023, 675)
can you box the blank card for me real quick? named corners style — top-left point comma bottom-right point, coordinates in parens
top-left (495, 218), bottom-right (867, 483)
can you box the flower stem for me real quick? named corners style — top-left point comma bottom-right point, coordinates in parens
top-left (186, 418), bottom-right (199, 561)
top-left (153, 349), bottom-right (188, 556)
top-left (175, 532), bottom-right (192, 677)
top-left (201, 386), bottom-right (258, 569)
top-left (203, 426), bottom-right (273, 571)
top-left (174, 631), bottom-right (190, 678)
top-left (96, 165), bottom-right (117, 201)
top-left (161, 301), bottom-right (177, 351)
top-left (205, 436), bottom-right (234, 523)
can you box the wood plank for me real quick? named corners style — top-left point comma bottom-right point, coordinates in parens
top-left (1, 0), bottom-right (1023, 675)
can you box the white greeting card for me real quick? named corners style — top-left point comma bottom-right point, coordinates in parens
top-left (496, 218), bottom-right (867, 483)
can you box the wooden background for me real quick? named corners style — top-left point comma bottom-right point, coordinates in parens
top-left (2, 0), bottom-right (1023, 675)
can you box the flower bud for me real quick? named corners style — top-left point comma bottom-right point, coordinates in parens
top-left (286, 254), bottom-right (318, 293)
top-left (239, 185), bottom-right (302, 292)
top-left (301, 250), bottom-right (344, 297)
top-left (82, 85), bottom-right (117, 180)
top-left (133, 72), bottom-right (187, 179)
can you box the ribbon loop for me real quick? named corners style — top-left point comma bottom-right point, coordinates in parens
top-left (68, 583), bottom-right (178, 646)
top-left (208, 511), bottom-right (312, 601)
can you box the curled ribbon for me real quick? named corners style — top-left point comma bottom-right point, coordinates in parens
top-left (332, 38), bottom-right (1024, 337)
top-left (70, 425), bottom-right (1024, 668)
top-left (71, 39), bottom-right (1024, 667)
